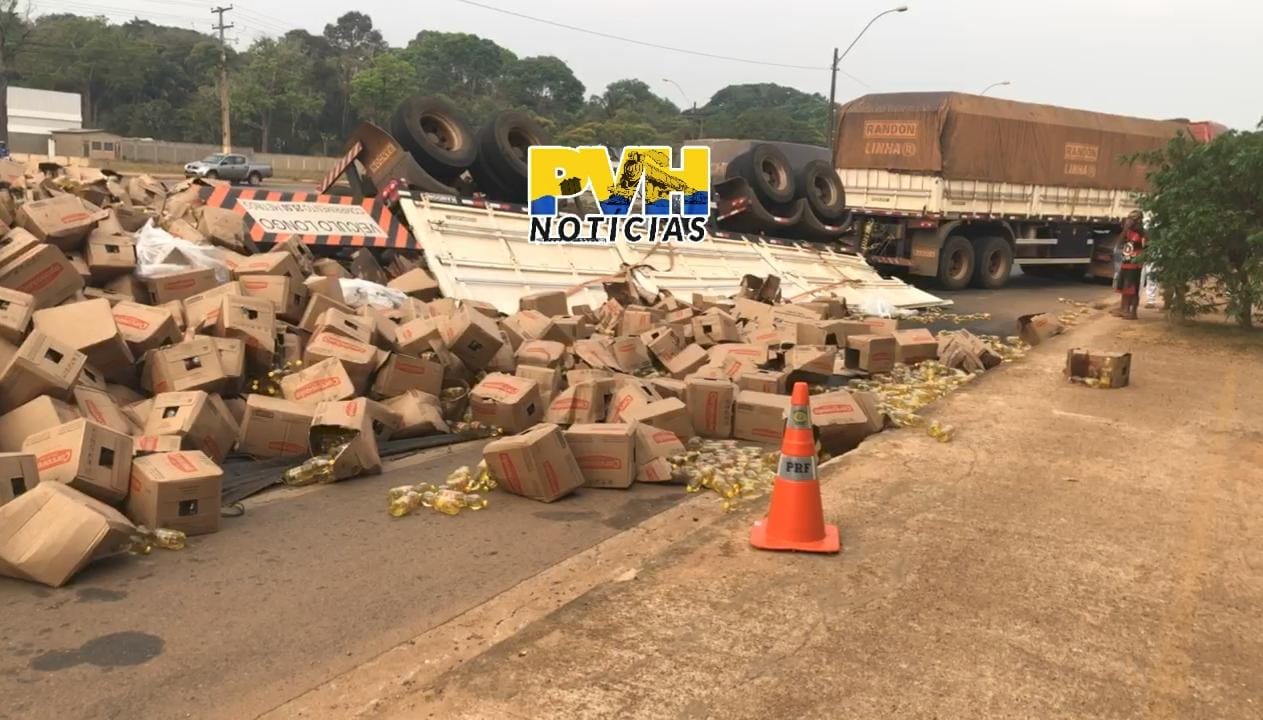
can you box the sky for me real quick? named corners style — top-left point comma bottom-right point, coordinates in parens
top-left (52, 0), bottom-right (1261, 129)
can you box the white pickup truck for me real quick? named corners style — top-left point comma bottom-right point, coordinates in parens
top-left (184, 153), bottom-right (273, 185)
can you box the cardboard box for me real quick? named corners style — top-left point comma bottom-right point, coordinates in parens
top-left (634, 423), bottom-right (686, 467)
top-left (299, 292), bottom-right (354, 334)
top-left (349, 248), bottom-right (387, 285)
top-left (685, 377), bottom-right (735, 438)
top-left (73, 386), bottom-right (134, 435)
top-left (0, 397), bottom-right (79, 451)
top-left (275, 237), bottom-right (316, 275)
top-left (33, 298), bottom-right (134, 379)
top-left (1065, 349), bottom-right (1132, 388)
top-left (861, 317), bottom-right (899, 336)
top-left (214, 294), bottom-right (277, 366)
top-left (110, 301), bottom-right (179, 356)
top-left (691, 311), bottom-right (741, 347)
top-left (162, 299), bottom-right (187, 332)
top-left (564, 423), bottom-right (635, 489)
top-left (386, 268), bottom-right (441, 301)
top-left (380, 390), bottom-right (448, 438)
top-left (737, 369), bottom-right (789, 395)
top-left (394, 316), bottom-right (443, 356)
top-left (125, 451), bottom-right (223, 536)
top-left (232, 251), bottom-right (304, 286)
top-left (0, 228), bottom-right (40, 272)
top-left (144, 391), bottom-right (237, 463)
top-left (649, 377), bottom-right (686, 401)
top-left (0, 330), bottom-right (86, 408)
top-left (938, 330), bottom-right (1003, 372)
top-left (16, 194), bottom-right (102, 249)
top-left (607, 379), bottom-right (655, 423)
top-left (810, 390), bottom-right (873, 455)
top-left (370, 353), bottom-right (442, 399)
top-left (0, 483), bottom-right (135, 587)
top-left (713, 346), bottom-right (765, 381)
top-left (545, 382), bottom-right (606, 426)
top-left (22, 419), bottom-right (133, 504)
top-left (851, 390), bottom-right (887, 436)
top-left (150, 338), bottom-right (227, 394)
top-left (1018, 313), bottom-right (1065, 346)
top-left (787, 345), bottom-right (837, 376)
top-left (212, 337), bottom-right (245, 394)
top-left (518, 290), bottom-right (568, 317)
top-left (132, 435), bottom-right (183, 456)
top-left (515, 364), bottom-right (562, 405)
top-left (147, 268), bottom-right (217, 304)
top-left (305, 273), bottom-right (347, 300)
top-left (182, 282), bottom-right (242, 331)
top-left (744, 322), bottom-right (795, 348)
top-left (0, 452), bottom-right (38, 507)
top-left (313, 307), bottom-right (373, 344)
top-left (482, 423), bottom-right (584, 503)
top-left (663, 343), bottom-right (708, 379)
top-left (663, 307), bottom-right (695, 326)
top-left (571, 337), bottom-right (620, 371)
top-left (551, 316), bottom-right (591, 344)
top-left (239, 274), bottom-right (307, 323)
top-left (733, 297), bottom-right (773, 324)
top-left (636, 456), bottom-right (675, 483)
top-left (516, 339), bottom-right (567, 368)
top-left (619, 306), bottom-right (660, 336)
top-left (123, 398), bottom-right (153, 429)
top-left (894, 329), bottom-right (938, 364)
top-left (64, 250), bottom-right (90, 284)
top-left (640, 326), bottom-right (685, 363)
top-left (0, 286), bottom-right (33, 344)
top-left (0, 244), bottom-right (84, 308)
top-left (439, 308), bottom-right (504, 370)
top-left (845, 335), bottom-right (897, 374)
top-left (237, 395), bottom-right (314, 458)
top-left (609, 336), bottom-right (650, 373)
top-left (622, 398), bottom-right (693, 441)
top-left (470, 373), bottom-right (543, 434)
top-left (304, 331), bottom-right (381, 392)
top-left (772, 304), bottom-right (825, 323)
top-left (280, 357), bottom-right (356, 405)
top-left (795, 319), bottom-right (870, 347)
top-left (733, 391), bottom-right (789, 444)
top-left (502, 310), bottom-right (568, 347)
top-left (83, 234), bottom-right (136, 280)
top-left (310, 398), bottom-right (382, 480)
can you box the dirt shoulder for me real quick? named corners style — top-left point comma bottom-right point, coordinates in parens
top-left (368, 311), bottom-right (1263, 719)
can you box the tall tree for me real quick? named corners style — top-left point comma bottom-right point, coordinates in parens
top-left (232, 37), bottom-right (321, 152)
top-left (349, 49), bottom-right (418, 125)
top-left (0, 0), bottom-right (31, 145)
top-left (502, 56), bottom-right (584, 121)
top-left (323, 12), bottom-right (386, 136)
top-left (406, 31), bottom-right (515, 123)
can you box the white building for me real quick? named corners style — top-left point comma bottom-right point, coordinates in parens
top-left (6, 86), bottom-right (82, 155)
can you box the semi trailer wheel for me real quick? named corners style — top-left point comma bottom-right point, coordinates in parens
top-left (970, 235), bottom-right (1013, 289)
top-left (730, 143), bottom-right (795, 206)
top-left (938, 235), bottom-right (975, 290)
top-left (475, 110), bottom-right (550, 199)
top-left (796, 159), bottom-right (848, 222)
top-left (391, 96), bottom-right (477, 182)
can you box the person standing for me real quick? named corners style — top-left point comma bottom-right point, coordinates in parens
top-left (1116, 211), bottom-right (1147, 320)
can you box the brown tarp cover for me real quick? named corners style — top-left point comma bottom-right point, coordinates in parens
top-left (834, 92), bottom-right (1189, 191)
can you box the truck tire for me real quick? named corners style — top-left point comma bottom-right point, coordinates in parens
top-left (391, 96), bottom-right (476, 182)
top-left (477, 110), bottom-right (550, 199)
top-left (730, 143), bottom-right (795, 206)
top-left (796, 159), bottom-right (847, 222)
top-left (970, 236), bottom-right (1013, 289)
top-left (938, 235), bottom-right (975, 290)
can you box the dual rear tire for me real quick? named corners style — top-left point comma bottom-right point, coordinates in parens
top-left (937, 235), bottom-right (1013, 290)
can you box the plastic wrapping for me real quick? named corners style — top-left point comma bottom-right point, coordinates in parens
top-left (338, 279), bottom-right (408, 309)
top-left (134, 220), bottom-right (234, 283)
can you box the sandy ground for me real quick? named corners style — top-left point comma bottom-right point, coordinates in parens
top-left (369, 311), bottom-right (1263, 719)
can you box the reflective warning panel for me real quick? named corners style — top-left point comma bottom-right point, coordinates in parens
top-left (200, 186), bottom-right (416, 249)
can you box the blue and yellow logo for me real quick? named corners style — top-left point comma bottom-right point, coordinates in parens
top-left (527, 145), bottom-right (710, 244)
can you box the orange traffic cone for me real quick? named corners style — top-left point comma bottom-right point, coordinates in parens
top-left (749, 381), bottom-right (840, 554)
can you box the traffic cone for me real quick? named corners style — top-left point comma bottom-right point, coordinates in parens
top-left (749, 381), bottom-right (840, 554)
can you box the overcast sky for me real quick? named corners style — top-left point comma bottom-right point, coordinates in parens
top-left (218, 0), bottom-right (1259, 129)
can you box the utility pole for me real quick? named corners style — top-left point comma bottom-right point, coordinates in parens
top-left (212, 5), bottom-right (233, 153)
top-left (826, 6), bottom-right (909, 156)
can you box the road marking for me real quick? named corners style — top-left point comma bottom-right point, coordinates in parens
top-left (1051, 409), bottom-right (1121, 426)
top-left (1144, 367), bottom-right (1237, 718)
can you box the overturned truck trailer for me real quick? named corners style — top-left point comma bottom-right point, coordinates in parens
top-left (835, 92), bottom-right (1200, 289)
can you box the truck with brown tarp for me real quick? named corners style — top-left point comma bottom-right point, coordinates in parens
top-left (833, 91), bottom-right (1214, 289)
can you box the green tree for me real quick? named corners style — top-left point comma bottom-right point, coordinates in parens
top-left (1138, 127), bottom-right (1263, 328)
top-left (701, 83), bottom-right (829, 144)
top-left (232, 37), bottom-right (322, 152)
top-left (0, 0), bottom-right (32, 144)
top-left (323, 12), bottom-right (387, 136)
top-left (350, 49), bottom-right (418, 125)
top-left (503, 56), bottom-right (584, 120)
top-left (406, 30), bottom-right (515, 122)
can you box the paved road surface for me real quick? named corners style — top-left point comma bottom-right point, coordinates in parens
top-left (0, 276), bottom-right (1110, 720)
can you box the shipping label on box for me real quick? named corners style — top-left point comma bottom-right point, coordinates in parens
top-left (281, 357), bottom-right (356, 405)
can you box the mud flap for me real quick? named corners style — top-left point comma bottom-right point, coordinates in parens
top-left (909, 231), bottom-right (941, 277)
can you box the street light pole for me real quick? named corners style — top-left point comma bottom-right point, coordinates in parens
top-left (979, 80), bottom-right (1011, 96)
top-left (827, 5), bottom-right (909, 157)
top-left (662, 78), bottom-right (702, 139)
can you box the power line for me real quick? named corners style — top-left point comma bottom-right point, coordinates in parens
top-left (452, 0), bottom-right (852, 76)
top-left (32, 0), bottom-right (207, 26)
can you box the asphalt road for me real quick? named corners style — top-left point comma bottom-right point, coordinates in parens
top-left (0, 274), bottom-right (1112, 720)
